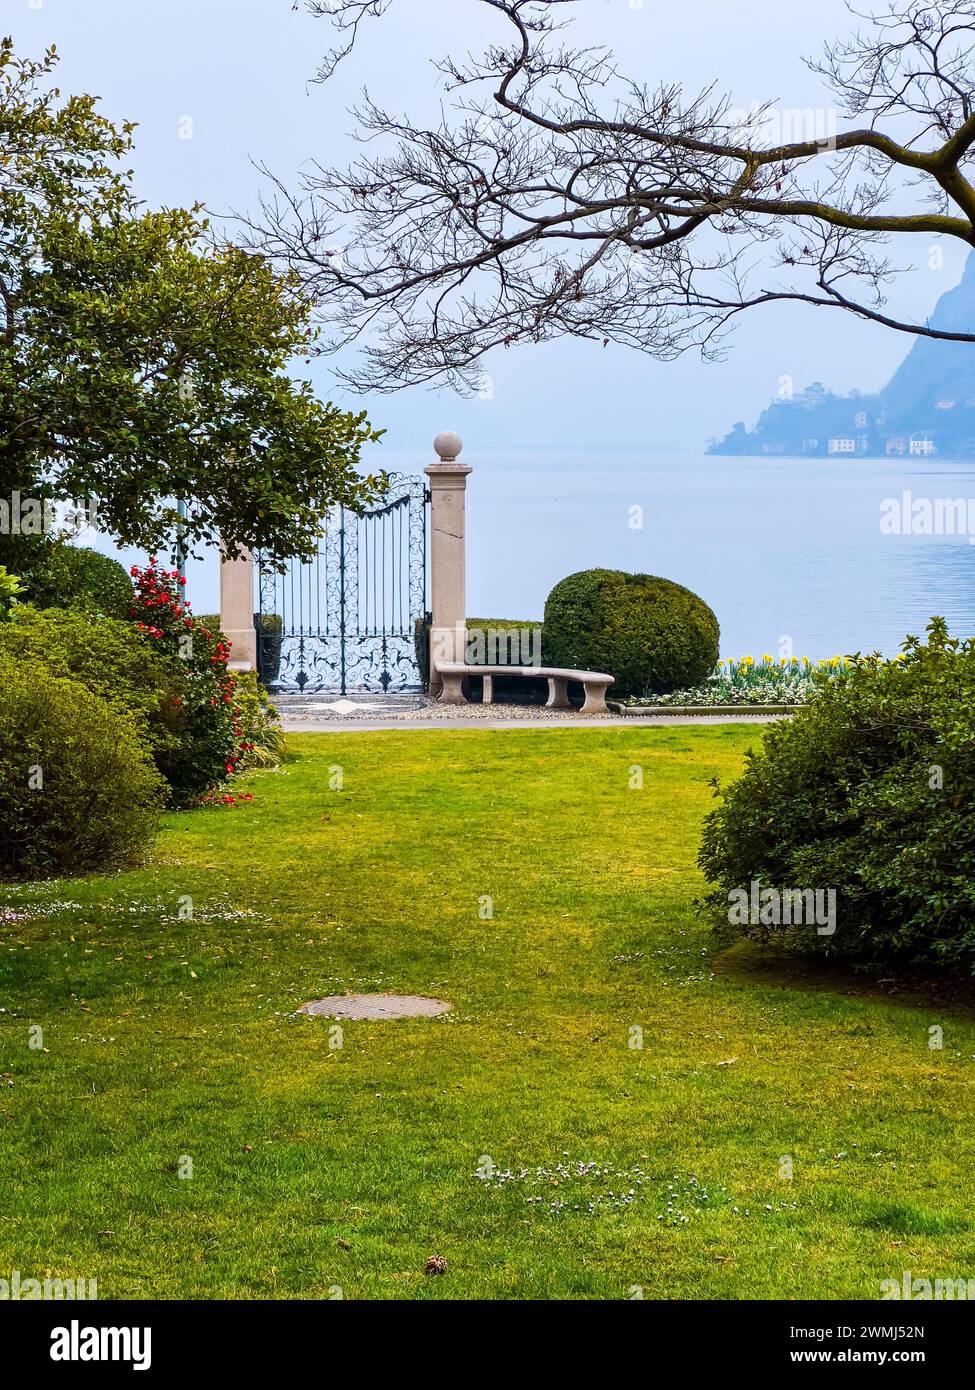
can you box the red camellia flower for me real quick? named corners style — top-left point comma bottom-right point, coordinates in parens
top-left (129, 557), bottom-right (244, 801)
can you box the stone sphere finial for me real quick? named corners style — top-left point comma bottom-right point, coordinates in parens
top-left (434, 431), bottom-right (463, 462)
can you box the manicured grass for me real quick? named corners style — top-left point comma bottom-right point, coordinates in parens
top-left (2, 726), bottom-right (974, 1300)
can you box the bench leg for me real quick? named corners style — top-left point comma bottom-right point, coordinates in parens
top-left (546, 676), bottom-right (571, 709)
top-left (438, 671), bottom-right (467, 705)
top-left (581, 682), bottom-right (609, 714)
top-left (482, 674), bottom-right (494, 704)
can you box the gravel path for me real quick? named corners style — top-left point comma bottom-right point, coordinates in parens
top-left (274, 692), bottom-right (783, 732)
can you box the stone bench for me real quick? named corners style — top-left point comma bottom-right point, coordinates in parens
top-left (435, 661), bottom-right (614, 714)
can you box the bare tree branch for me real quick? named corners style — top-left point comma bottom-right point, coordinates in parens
top-left (245, 0), bottom-right (975, 391)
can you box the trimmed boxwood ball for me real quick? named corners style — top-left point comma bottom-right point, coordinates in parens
top-left (6, 539), bottom-right (133, 618)
top-left (58, 546), bottom-right (134, 617)
top-left (542, 569), bottom-right (719, 697)
top-left (0, 660), bottom-right (166, 878)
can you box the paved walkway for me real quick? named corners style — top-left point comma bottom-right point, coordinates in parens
top-left (282, 717), bottom-right (781, 732)
top-left (274, 692), bottom-right (783, 733)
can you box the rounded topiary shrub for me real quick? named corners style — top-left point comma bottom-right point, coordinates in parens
top-left (542, 569), bottom-right (719, 697)
top-left (0, 661), bottom-right (166, 878)
top-left (59, 546), bottom-right (135, 617)
top-left (7, 539), bottom-right (133, 618)
top-left (698, 619), bottom-right (975, 974)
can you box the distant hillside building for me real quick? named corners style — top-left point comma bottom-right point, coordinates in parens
top-left (793, 381), bottom-right (829, 409)
top-left (708, 252), bottom-right (975, 459)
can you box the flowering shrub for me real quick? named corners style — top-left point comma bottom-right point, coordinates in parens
top-left (129, 559), bottom-right (243, 805)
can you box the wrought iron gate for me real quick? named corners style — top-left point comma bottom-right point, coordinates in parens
top-left (255, 474), bottom-right (428, 694)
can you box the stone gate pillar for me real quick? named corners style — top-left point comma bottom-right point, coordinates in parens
top-left (425, 431), bottom-right (472, 695)
top-left (219, 543), bottom-right (257, 671)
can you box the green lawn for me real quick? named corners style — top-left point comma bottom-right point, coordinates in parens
top-left (2, 727), bottom-right (974, 1300)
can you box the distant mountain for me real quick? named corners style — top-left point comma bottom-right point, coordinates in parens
top-left (882, 254), bottom-right (975, 428)
top-left (708, 257), bottom-right (975, 458)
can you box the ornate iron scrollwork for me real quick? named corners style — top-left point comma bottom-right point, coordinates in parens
top-left (255, 474), bottom-right (428, 695)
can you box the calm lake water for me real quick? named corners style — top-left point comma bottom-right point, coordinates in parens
top-left (457, 448), bottom-right (975, 661)
top-left (125, 446), bottom-right (975, 664)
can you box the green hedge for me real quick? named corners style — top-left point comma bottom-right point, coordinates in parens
top-left (543, 569), bottom-right (718, 697)
top-left (465, 618), bottom-right (543, 660)
top-left (412, 617), bottom-right (547, 700)
top-left (0, 659), bottom-right (165, 877)
top-left (699, 619), bottom-right (975, 974)
top-left (467, 617), bottom-right (543, 632)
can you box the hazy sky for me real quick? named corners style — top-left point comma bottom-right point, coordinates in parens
top-left (8, 0), bottom-right (969, 460)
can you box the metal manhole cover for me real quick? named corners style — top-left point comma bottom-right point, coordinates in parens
top-left (298, 993), bottom-right (453, 1020)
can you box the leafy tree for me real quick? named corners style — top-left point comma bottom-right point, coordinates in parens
top-left (250, 0), bottom-right (975, 391)
top-left (0, 38), bottom-right (383, 565)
